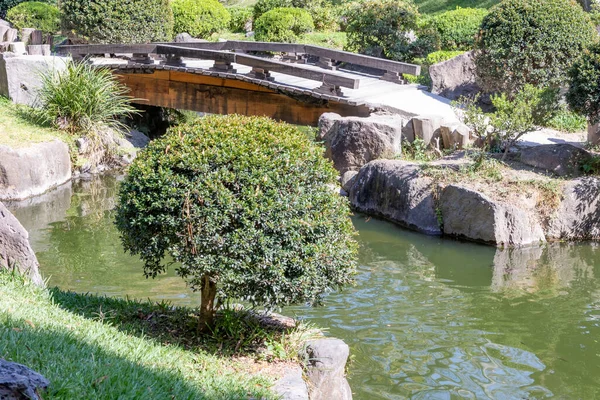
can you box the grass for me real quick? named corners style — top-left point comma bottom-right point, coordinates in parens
top-left (0, 272), bottom-right (318, 399)
top-left (413, 0), bottom-right (499, 14)
top-left (546, 108), bottom-right (587, 133)
top-left (299, 32), bottom-right (347, 50)
top-left (0, 96), bottom-right (71, 148)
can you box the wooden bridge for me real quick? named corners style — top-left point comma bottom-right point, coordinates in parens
top-left (57, 41), bottom-right (457, 126)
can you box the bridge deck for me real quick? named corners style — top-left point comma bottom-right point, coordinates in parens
top-left (94, 57), bottom-right (459, 123)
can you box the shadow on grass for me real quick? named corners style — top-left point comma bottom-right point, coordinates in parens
top-left (1, 314), bottom-right (274, 399)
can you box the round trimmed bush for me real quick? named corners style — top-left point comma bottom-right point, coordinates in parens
top-left (254, 7), bottom-right (314, 43)
top-left (172, 0), bottom-right (230, 39)
top-left (423, 7), bottom-right (487, 51)
top-left (567, 44), bottom-right (600, 124)
top-left (115, 115), bottom-right (358, 328)
top-left (475, 0), bottom-right (597, 94)
top-left (1, 0), bottom-right (54, 19)
top-left (343, 0), bottom-right (419, 61)
top-left (61, 0), bottom-right (173, 44)
top-left (228, 6), bottom-right (253, 33)
top-left (6, 1), bottom-right (59, 34)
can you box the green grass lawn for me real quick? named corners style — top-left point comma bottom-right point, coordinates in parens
top-left (0, 273), bottom-right (309, 399)
top-left (0, 96), bottom-right (70, 148)
top-left (413, 0), bottom-right (499, 14)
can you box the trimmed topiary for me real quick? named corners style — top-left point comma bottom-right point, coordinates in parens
top-left (172, 0), bottom-right (230, 39)
top-left (475, 0), bottom-right (597, 95)
top-left (60, 0), bottom-right (173, 44)
top-left (343, 0), bottom-right (419, 61)
top-left (228, 6), bottom-right (253, 33)
top-left (423, 7), bottom-right (487, 51)
top-left (115, 115), bottom-right (358, 329)
top-left (254, 7), bottom-right (314, 43)
top-left (6, 1), bottom-right (59, 34)
top-left (1, 0), bottom-right (54, 19)
top-left (567, 44), bottom-right (600, 124)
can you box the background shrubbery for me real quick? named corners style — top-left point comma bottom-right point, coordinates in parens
top-left (475, 0), bottom-right (596, 95)
top-left (254, 7), bottom-right (314, 42)
top-left (172, 0), bottom-right (230, 38)
top-left (422, 7), bottom-right (487, 51)
top-left (0, 0), bottom-right (55, 19)
top-left (227, 6), bottom-right (253, 33)
top-left (6, 1), bottom-right (59, 33)
top-left (60, 0), bottom-right (173, 43)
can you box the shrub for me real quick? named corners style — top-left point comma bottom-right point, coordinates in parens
top-left (6, 1), bottom-right (59, 33)
top-left (254, 7), bottom-right (314, 43)
top-left (35, 61), bottom-right (137, 134)
top-left (253, 0), bottom-right (292, 21)
top-left (228, 6), bottom-right (253, 33)
top-left (567, 44), bottom-right (600, 124)
top-left (312, 5), bottom-right (341, 32)
top-left (60, 0), bottom-right (173, 44)
top-left (343, 0), bottom-right (419, 61)
top-left (115, 115), bottom-right (358, 328)
top-left (0, 0), bottom-right (54, 19)
top-left (172, 0), bottom-right (230, 38)
top-left (475, 0), bottom-right (596, 95)
top-left (423, 7), bottom-right (487, 51)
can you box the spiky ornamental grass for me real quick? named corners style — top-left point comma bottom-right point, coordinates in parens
top-left (115, 115), bottom-right (358, 329)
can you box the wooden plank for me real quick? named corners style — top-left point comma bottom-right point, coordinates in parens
top-left (156, 41), bottom-right (227, 51)
top-left (155, 44), bottom-right (235, 63)
top-left (223, 41), bottom-right (305, 54)
top-left (169, 70), bottom-right (277, 93)
top-left (56, 44), bottom-right (157, 55)
top-left (305, 45), bottom-right (420, 75)
top-left (235, 54), bottom-right (359, 89)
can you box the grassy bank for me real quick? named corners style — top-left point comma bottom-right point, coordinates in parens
top-left (414, 0), bottom-right (499, 14)
top-left (0, 273), bottom-right (313, 399)
top-left (0, 97), bottom-right (70, 148)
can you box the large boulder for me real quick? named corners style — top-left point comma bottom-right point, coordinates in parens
top-left (519, 144), bottom-right (591, 177)
top-left (0, 54), bottom-right (69, 106)
top-left (546, 177), bottom-right (600, 240)
top-left (273, 366), bottom-right (309, 400)
top-left (0, 202), bottom-right (43, 285)
top-left (429, 51), bottom-right (481, 101)
top-left (301, 339), bottom-right (352, 400)
top-left (318, 113), bottom-right (405, 174)
top-left (0, 141), bottom-right (72, 201)
top-left (0, 359), bottom-right (49, 400)
top-left (440, 185), bottom-right (546, 247)
top-left (349, 160), bottom-right (441, 235)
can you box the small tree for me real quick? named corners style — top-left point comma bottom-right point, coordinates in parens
top-left (115, 115), bottom-right (358, 329)
top-left (567, 44), bottom-right (600, 125)
top-left (475, 0), bottom-right (596, 95)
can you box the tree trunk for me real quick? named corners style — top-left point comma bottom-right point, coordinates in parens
top-left (198, 274), bottom-right (217, 332)
top-left (588, 121), bottom-right (600, 146)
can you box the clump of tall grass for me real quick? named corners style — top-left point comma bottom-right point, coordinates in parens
top-left (35, 60), bottom-right (138, 134)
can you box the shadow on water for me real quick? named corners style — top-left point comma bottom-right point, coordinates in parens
top-left (7, 174), bottom-right (600, 399)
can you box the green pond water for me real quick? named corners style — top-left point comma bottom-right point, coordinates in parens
top-left (7, 174), bottom-right (600, 399)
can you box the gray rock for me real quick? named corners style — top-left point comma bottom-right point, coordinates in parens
top-left (412, 115), bottom-right (442, 147)
top-left (340, 170), bottom-right (358, 192)
top-left (429, 51), bottom-right (481, 101)
top-left (546, 177), bottom-right (600, 240)
top-left (0, 359), bottom-right (49, 399)
top-left (441, 184), bottom-right (546, 247)
top-left (302, 338), bottom-right (352, 400)
top-left (124, 129), bottom-right (151, 148)
top-left (0, 54), bottom-right (69, 106)
top-left (174, 33), bottom-right (208, 43)
top-left (273, 366), bottom-right (309, 400)
top-left (440, 122), bottom-right (471, 150)
top-left (0, 203), bottom-right (43, 286)
top-left (27, 45), bottom-right (51, 56)
top-left (8, 41), bottom-right (25, 55)
top-left (318, 113), bottom-right (404, 174)
top-left (5, 28), bottom-right (17, 43)
top-left (520, 144), bottom-right (591, 177)
top-left (0, 141), bottom-right (72, 201)
top-left (588, 122), bottom-right (600, 145)
top-left (349, 160), bottom-right (441, 235)
top-left (0, 19), bottom-right (10, 28)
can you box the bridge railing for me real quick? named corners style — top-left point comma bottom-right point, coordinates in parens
top-left (56, 41), bottom-right (421, 96)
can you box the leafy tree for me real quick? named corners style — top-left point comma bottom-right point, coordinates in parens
top-left (567, 44), bottom-right (600, 125)
top-left (254, 7), bottom-right (314, 42)
top-left (115, 115), bottom-right (358, 329)
top-left (343, 0), bottom-right (419, 61)
top-left (171, 0), bottom-right (230, 38)
top-left (475, 0), bottom-right (596, 95)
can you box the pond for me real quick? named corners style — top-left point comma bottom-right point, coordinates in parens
top-left (7, 174), bottom-right (600, 399)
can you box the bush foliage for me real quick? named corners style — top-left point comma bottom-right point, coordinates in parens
top-left (344, 0), bottom-right (419, 61)
top-left (227, 6), bottom-right (253, 33)
top-left (423, 7), bottom-right (487, 51)
top-left (1, 0), bottom-right (54, 19)
top-left (6, 1), bottom-right (59, 33)
top-left (567, 44), bottom-right (600, 124)
top-left (475, 0), bottom-right (596, 94)
top-left (254, 7), bottom-right (314, 42)
top-left (115, 115), bottom-right (357, 328)
top-left (60, 0), bottom-right (173, 43)
top-left (172, 0), bottom-right (230, 38)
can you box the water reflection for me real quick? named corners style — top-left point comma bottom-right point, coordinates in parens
top-left (6, 175), bottom-right (600, 399)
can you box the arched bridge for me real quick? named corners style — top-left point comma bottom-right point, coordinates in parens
top-left (57, 41), bottom-right (456, 126)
